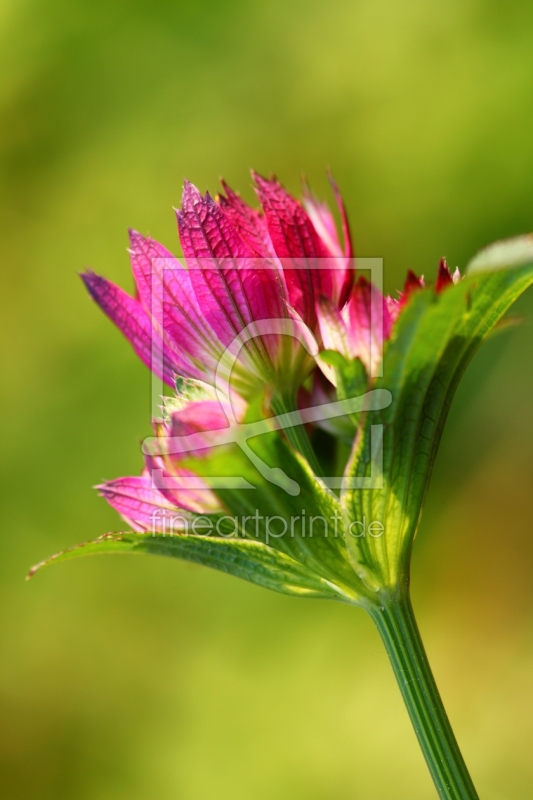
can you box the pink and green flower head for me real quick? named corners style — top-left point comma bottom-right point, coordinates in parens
top-left (77, 170), bottom-right (473, 540)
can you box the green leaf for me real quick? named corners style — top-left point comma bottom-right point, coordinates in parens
top-left (28, 532), bottom-right (354, 602)
top-left (180, 430), bottom-right (368, 600)
top-left (319, 350), bottom-right (369, 426)
top-left (341, 240), bottom-right (533, 590)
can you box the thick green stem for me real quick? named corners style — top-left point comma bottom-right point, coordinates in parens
top-left (368, 590), bottom-right (479, 800)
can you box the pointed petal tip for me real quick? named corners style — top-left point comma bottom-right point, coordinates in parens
top-left (326, 170), bottom-right (354, 261)
top-left (219, 177), bottom-right (240, 200)
top-left (405, 269), bottom-right (424, 290)
top-left (94, 480), bottom-right (122, 498)
top-left (399, 269), bottom-right (424, 307)
top-left (251, 169), bottom-right (274, 188)
top-left (354, 273), bottom-right (370, 289)
top-left (250, 169), bottom-right (262, 185)
top-left (79, 269), bottom-right (101, 295)
top-left (436, 257), bottom-right (453, 292)
top-left (326, 168), bottom-right (338, 191)
top-left (128, 229), bottom-right (156, 256)
top-left (128, 228), bottom-right (143, 245)
top-left (181, 179), bottom-right (203, 209)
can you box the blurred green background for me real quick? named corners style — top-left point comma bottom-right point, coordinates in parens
top-left (1, 1), bottom-right (533, 798)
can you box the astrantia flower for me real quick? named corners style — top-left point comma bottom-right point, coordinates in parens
top-left (81, 171), bottom-right (453, 410)
top-left (33, 169), bottom-right (533, 800)
top-left (81, 175), bottom-right (356, 403)
top-left (80, 170), bottom-right (469, 532)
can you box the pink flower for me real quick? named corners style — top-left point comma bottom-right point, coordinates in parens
top-left (84, 171), bottom-right (461, 530)
top-left (81, 174), bottom-right (355, 400)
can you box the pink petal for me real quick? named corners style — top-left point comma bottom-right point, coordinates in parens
top-left (328, 173), bottom-right (355, 306)
top-left (168, 397), bottom-right (246, 458)
top-left (178, 181), bottom-right (251, 262)
top-left (386, 295), bottom-right (401, 323)
top-left (81, 271), bottom-right (177, 386)
top-left (144, 454), bottom-right (223, 514)
top-left (328, 172), bottom-right (354, 260)
top-left (97, 475), bottom-right (188, 533)
top-left (217, 180), bottom-right (275, 258)
top-left (316, 296), bottom-right (350, 357)
top-left (302, 175), bottom-right (355, 308)
top-left (128, 229), bottom-right (178, 312)
top-left (171, 400), bottom-right (232, 437)
top-left (343, 277), bottom-right (393, 374)
top-left (435, 258), bottom-right (453, 292)
top-left (177, 182), bottom-right (286, 362)
top-left (128, 231), bottom-right (222, 379)
top-left (302, 182), bottom-right (343, 257)
top-left (149, 391), bottom-right (245, 453)
top-left (253, 172), bottom-right (333, 325)
top-left (400, 269), bottom-right (425, 307)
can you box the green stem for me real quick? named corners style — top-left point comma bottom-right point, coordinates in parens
top-left (368, 590), bottom-right (479, 800)
top-left (271, 392), bottom-right (322, 476)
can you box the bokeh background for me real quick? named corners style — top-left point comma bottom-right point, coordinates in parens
top-left (1, 1), bottom-right (533, 798)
